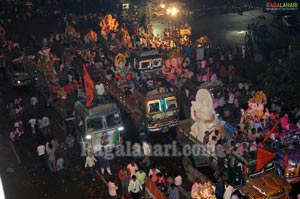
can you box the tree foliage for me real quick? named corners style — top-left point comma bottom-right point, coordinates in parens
top-left (258, 37), bottom-right (300, 111)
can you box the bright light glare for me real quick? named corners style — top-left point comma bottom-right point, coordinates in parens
top-left (160, 4), bottom-right (165, 8)
top-left (85, 135), bottom-right (91, 140)
top-left (166, 7), bottom-right (178, 16)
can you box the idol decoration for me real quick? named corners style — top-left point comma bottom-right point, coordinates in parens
top-left (190, 89), bottom-right (225, 143)
top-left (99, 14), bottom-right (119, 40)
top-left (240, 91), bottom-right (268, 130)
top-left (162, 50), bottom-right (190, 81)
top-left (87, 29), bottom-right (97, 43)
top-left (111, 53), bottom-right (131, 85)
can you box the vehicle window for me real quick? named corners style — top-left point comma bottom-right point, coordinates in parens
top-left (140, 60), bottom-right (150, 69)
top-left (152, 58), bottom-right (162, 67)
top-left (149, 102), bottom-right (161, 113)
top-left (106, 112), bottom-right (121, 127)
top-left (165, 98), bottom-right (177, 110)
top-left (87, 117), bottom-right (103, 132)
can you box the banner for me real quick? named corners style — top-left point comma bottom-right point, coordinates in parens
top-left (83, 65), bottom-right (95, 107)
top-left (256, 147), bottom-right (276, 172)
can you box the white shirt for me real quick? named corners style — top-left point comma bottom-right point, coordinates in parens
top-left (37, 145), bottom-right (46, 156)
top-left (128, 179), bottom-right (142, 193)
top-left (224, 185), bottom-right (234, 199)
top-left (108, 181), bottom-right (118, 196)
top-left (30, 96), bottom-right (38, 105)
top-left (96, 83), bottom-right (105, 95)
top-left (29, 118), bottom-right (37, 128)
top-left (40, 117), bottom-right (50, 127)
top-left (85, 155), bottom-right (97, 168)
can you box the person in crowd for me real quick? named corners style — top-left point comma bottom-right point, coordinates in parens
top-left (191, 178), bottom-right (200, 199)
top-left (127, 161), bottom-right (139, 178)
top-left (203, 131), bottom-right (210, 145)
top-left (215, 176), bottom-right (225, 199)
top-left (135, 168), bottom-right (146, 187)
top-left (128, 175), bottom-right (143, 199)
top-left (142, 140), bottom-right (151, 168)
top-left (215, 139), bottom-right (226, 176)
top-left (108, 177), bottom-right (118, 199)
top-left (223, 180), bottom-right (234, 199)
top-left (207, 135), bottom-right (218, 154)
top-left (9, 128), bottom-right (16, 142)
top-left (148, 165), bottom-right (161, 183)
top-left (168, 183), bottom-right (179, 199)
top-left (40, 115), bottom-right (51, 139)
top-left (47, 143), bottom-right (56, 173)
top-left (65, 133), bottom-right (75, 161)
top-left (85, 152), bottom-right (97, 181)
top-left (56, 154), bottom-right (65, 183)
top-left (35, 120), bottom-right (43, 143)
top-left (98, 146), bottom-right (112, 175)
top-left (237, 142), bottom-right (249, 157)
top-left (37, 142), bottom-right (46, 162)
top-left (156, 172), bottom-right (167, 191)
top-left (118, 166), bottom-right (129, 198)
top-left (28, 115), bottom-right (37, 135)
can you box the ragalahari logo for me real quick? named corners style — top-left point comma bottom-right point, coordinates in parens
top-left (265, 2), bottom-right (298, 10)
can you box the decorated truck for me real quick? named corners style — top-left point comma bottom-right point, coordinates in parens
top-left (70, 96), bottom-right (124, 152)
top-left (277, 130), bottom-right (300, 183)
top-left (177, 88), bottom-right (292, 199)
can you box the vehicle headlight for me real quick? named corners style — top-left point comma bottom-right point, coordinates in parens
top-left (118, 126), bottom-right (124, 131)
top-left (85, 135), bottom-right (91, 140)
top-left (17, 80), bottom-right (21, 84)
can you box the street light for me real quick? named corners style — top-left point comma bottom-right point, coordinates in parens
top-left (166, 6), bottom-right (179, 48)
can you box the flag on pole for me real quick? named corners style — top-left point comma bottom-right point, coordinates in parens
top-left (83, 65), bottom-right (95, 107)
top-left (263, 120), bottom-right (279, 143)
top-left (256, 147), bottom-right (276, 172)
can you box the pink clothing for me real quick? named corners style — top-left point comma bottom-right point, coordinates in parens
top-left (280, 114), bottom-right (290, 130)
top-left (191, 182), bottom-right (200, 199)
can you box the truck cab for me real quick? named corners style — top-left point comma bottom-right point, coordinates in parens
top-left (134, 86), bottom-right (178, 134)
top-left (73, 97), bottom-right (124, 153)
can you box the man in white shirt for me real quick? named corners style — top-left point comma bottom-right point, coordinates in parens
top-left (142, 141), bottom-right (151, 168)
top-left (37, 144), bottom-right (46, 161)
top-left (128, 175), bottom-right (142, 199)
top-left (85, 154), bottom-right (97, 181)
top-left (28, 115), bottom-right (37, 134)
top-left (40, 116), bottom-right (51, 139)
top-left (223, 181), bottom-right (234, 199)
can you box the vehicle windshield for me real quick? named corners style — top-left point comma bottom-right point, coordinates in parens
top-left (165, 98), bottom-right (177, 110)
top-left (86, 117), bottom-right (104, 132)
top-left (106, 112), bottom-right (122, 127)
top-left (148, 101), bottom-right (162, 113)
